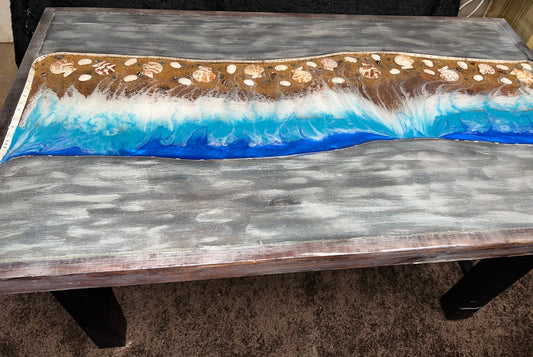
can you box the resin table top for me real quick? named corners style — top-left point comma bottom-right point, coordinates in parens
top-left (1, 8), bottom-right (533, 294)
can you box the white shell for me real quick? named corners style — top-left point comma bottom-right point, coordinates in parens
top-left (457, 61), bottom-right (468, 69)
top-left (93, 61), bottom-right (116, 75)
top-left (244, 64), bottom-right (264, 78)
top-left (124, 58), bottom-right (137, 66)
top-left (279, 80), bottom-right (291, 87)
top-left (394, 55), bottom-right (414, 69)
top-left (371, 54), bottom-right (381, 61)
top-left (478, 63), bottom-right (495, 75)
top-left (77, 58), bottom-right (92, 65)
top-left (306, 61), bottom-right (317, 68)
top-left (389, 69), bottom-right (401, 75)
top-left (320, 58), bottom-right (338, 71)
top-left (275, 64), bottom-right (288, 71)
top-left (473, 74), bottom-right (483, 82)
top-left (521, 63), bottom-right (532, 71)
top-left (170, 62), bottom-right (182, 69)
top-left (510, 69), bottom-right (533, 83)
top-left (78, 74), bottom-right (92, 82)
top-left (423, 69), bottom-right (435, 75)
top-left (50, 59), bottom-right (77, 77)
top-left (438, 67), bottom-right (460, 82)
top-left (123, 74), bottom-right (138, 82)
top-left (496, 64), bottom-right (509, 71)
top-left (500, 77), bottom-right (513, 85)
top-left (226, 64), bottom-right (236, 74)
top-left (422, 59), bottom-right (434, 67)
top-left (178, 78), bottom-right (192, 86)
top-left (344, 56), bottom-right (357, 63)
top-left (331, 77), bottom-right (345, 84)
top-left (243, 79), bottom-right (255, 86)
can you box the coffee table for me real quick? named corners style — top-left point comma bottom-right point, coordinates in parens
top-left (1, 8), bottom-right (532, 348)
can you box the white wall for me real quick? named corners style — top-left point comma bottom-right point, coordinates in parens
top-left (0, 0), bottom-right (13, 42)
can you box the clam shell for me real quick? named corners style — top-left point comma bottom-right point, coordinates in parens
top-left (478, 63), bottom-right (495, 75)
top-left (244, 64), bottom-right (264, 78)
top-left (457, 61), bottom-right (468, 69)
top-left (178, 78), bottom-right (192, 86)
top-left (124, 58), bottom-right (137, 66)
top-left (279, 80), bottom-right (291, 87)
top-left (359, 64), bottom-right (381, 79)
top-left (320, 58), bottom-right (338, 71)
top-left (142, 62), bottom-right (163, 78)
top-left (306, 61), bottom-right (317, 68)
top-left (93, 61), bottom-right (116, 75)
top-left (77, 58), bottom-right (92, 66)
top-left (344, 56), bottom-right (357, 63)
top-left (331, 77), bottom-right (345, 84)
top-left (423, 69), bottom-right (435, 76)
top-left (394, 55), bottom-right (414, 69)
top-left (371, 54), bottom-right (381, 61)
top-left (192, 66), bottom-right (216, 83)
top-left (511, 69), bottom-right (533, 84)
top-left (170, 62), bottom-right (182, 69)
top-left (500, 77), bottom-right (513, 85)
top-left (422, 59), bottom-right (434, 67)
top-left (496, 64), bottom-right (509, 71)
top-left (521, 63), bottom-right (532, 71)
top-left (275, 64), bottom-right (288, 71)
top-left (226, 64), bottom-right (236, 74)
top-left (438, 67), bottom-right (459, 82)
top-left (123, 74), bottom-right (138, 82)
top-left (473, 75), bottom-right (483, 82)
top-left (389, 69), bottom-right (400, 75)
top-left (50, 59), bottom-right (76, 77)
top-left (291, 67), bottom-right (313, 84)
top-left (243, 79), bottom-right (256, 86)
top-left (78, 74), bottom-right (92, 82)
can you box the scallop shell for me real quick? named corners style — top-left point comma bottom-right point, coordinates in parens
top-left (500, 77), bottom-right (513, 85)
top-left (226, 64), bottom-right (237, 74)
top-left (78, 74), bottom-right (92, 82)
top-left (511, 69), bottom-right (533, 84)
top-left (457, 61), bottom-right (468, 70)
top-left (423, 69), bottom-right (435, 76)
top-left (124, 58), bottom-right (137, 66)
top-left (192, 66), bottom-right (216, 83)
top-left (170, 62), bottom-right (182, 69)
top-left (93, 61), bottom-right (116, 75)
top-left (244, 64), bottom-right (264, 78)
top-left (243, 79), bottom-right (255, 86)
top-left (521, 63), bottom-right (532, 71)
top-left (422, 59), bottom-right (434, 67)
top-left (344, 56), bottom-right (357, 63)
top-left (331, 77), bottom-right (345, 84)
top-left (275, 64), bottom-right (288, 71)
top-left (306, 61), bottom-right (317, 68)
top-left (279, 80), bottom-right (291, 87)
top-left (359, 64), bottom-right (381, 79)
top-left (178, 78), bottom-right (192, 86)
top-left (50, 59), bottom-right (77, 77)
top-left (438, 67), bottom-right (459, 82)
top-left (394, 55), bottom-right (414, 69)
top-left (371, 54), bottom-right (381, 61)
top-left (123, 74), bottom-right (138, 82)
top-left (496, 64), bottom-right (509, 71)
top-left (478, 64), bottom-right (495, 75)
top-left (389, 69), bottom-right (400, 75)
top-left (291, 67), bottom-right (313, 84)
top-left (142, 62), bottom-right (163, 78)
top-left (77, 58), bottom-right (92, 66)
top-left (473, 75), bottom-right (483, 82)
top-left (320, 58), bottom-right (338, 71)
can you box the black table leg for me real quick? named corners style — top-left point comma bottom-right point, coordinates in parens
top-left (440, 255), bottom-right (533, 320)
top-left (51, 287), bottom-right (127, 348)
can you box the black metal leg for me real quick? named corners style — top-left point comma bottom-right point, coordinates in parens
top-left (52, 287), bottom-right (127, 348)
top-left (441, 255), bottom-right (533, 320)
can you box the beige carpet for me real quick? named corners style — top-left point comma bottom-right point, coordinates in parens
top-left (0, 44), bottom-right (532, 356)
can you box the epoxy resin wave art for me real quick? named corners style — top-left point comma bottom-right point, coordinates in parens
top-left (1, 52), bottom-right (533, 163)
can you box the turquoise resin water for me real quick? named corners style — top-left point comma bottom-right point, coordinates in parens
top-left (2, 86), bottom-right (533, 162)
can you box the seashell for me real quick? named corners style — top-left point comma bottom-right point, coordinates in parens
top-left (170, 62), bottom-right (181, 69)
top-left (124, 58), bottom-right (137, 66)
top-left (178, 78), bottom-right (192, 86)
top-left (279, 80), bottom-right (291, 87)
top-left (438, 66), bottom-right (459, 81)
top-left (423, 69), bottom-right (435, 76)
top-left (275, 64), bottom-right (288, 71)
top-left (291, 67), bottom-right (313, 83)
top-left (243, 79), bottom-right (255, 86)
top-left (78, 74), bottom-right (92, 82)
top-left (77, 58), bottom-right (92, 66)
top-left (394, 55), bottom-right (414, 69)
top-left (320, 58), bottom-right (338, 71)
top-left (123, 74), bottom-right (138, 82)
top-left (500, 77), bottom-right (513, 85)
top-left (306, 61), bottom-right (317, 68)
top-left (371, 54), bottom-right (381, 61)
top-left (50, 59), bottom-right (77, 77)
top-left (521, 63), bottom-right (532, 71)
top-left (142, 62), bottom-right (163, 78)
top-left (473, 75), bottom-right (483, 82)
top-left (344, 56), bottom-right (357, 63)
top-left (193, 66), bottom-right (216, 83)
top-left (510, 69), bottom-right (533, 84)
top-left (359, 64), bottom-right (381, 79)
top-left (331, 77), bottom-right (345, 84)
top-left (389, 69), bottom-right (400, 75)
top-left (422, 59), bottom-right (434, 67)
top-left (244, 64), bottom-right (264, 78)
top-left (496, 64), bottom-right (509, 71)
top-left (226, 64), bottom-right (236, 74)
top-left (457, 61), bottom-right (468, 69)
top-left (93, 61), bottom-right (116, 75)
top-left (478, 63), bottom-right (495, 75)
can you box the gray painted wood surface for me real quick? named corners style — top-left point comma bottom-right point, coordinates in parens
top-left (1, 9), bottom-right (533, 293)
